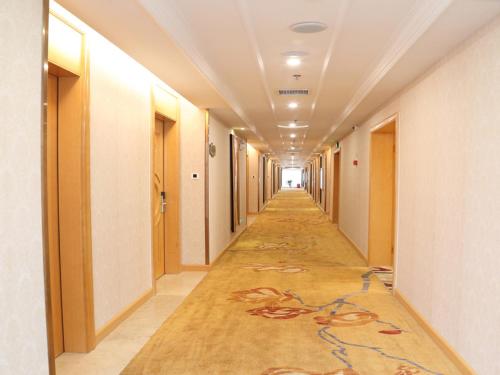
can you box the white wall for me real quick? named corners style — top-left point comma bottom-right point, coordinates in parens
top-left (238, 142), bottom-right (247, 225)
top-left (207, 116), bottom-right (248, 261)
top-left (247, 144), bottom-right (260, 213)
top-left (89, 35), bottom-right (153, 330)
top-left (337, 18), bottom-right (500, 374)
top-left (258, 155), bottom-right (264, 210)
top-left (265, 158), bottom-right (272, 201)
top-left (179, 100), bottom-right (206, 265)
top-left (0, 1), bottom-right (50, 374)
top-left (71, 15), bottom-right (207, 329)
top-left (208, 115), bottom-right (231, 261)
top-left (325, 147), bottom-right (333, 216)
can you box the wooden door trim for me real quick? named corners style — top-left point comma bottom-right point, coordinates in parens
top-left (151, 88), bottom-right (181, 277)
top-left (41, 2), bottom-right (55, 373)
top-left (367, 114), bottom-right (399, 275)
top-left (204, 111), bottom-right (210, 265)
top-left (43, 11), bottom-right (96, 364)
top-left (331, 149), bottom-right (341, 224)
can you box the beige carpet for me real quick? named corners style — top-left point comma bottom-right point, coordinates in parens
top-left (122, 190), bottom-right (460, 375)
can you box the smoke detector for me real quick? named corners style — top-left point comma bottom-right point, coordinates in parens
top-left (290, 22), bottom-right (327, 34)
top-left (281, 50), bottom-right (309, 57)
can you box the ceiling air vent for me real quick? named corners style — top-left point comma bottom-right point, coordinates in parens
top-left (278, 89), bottom-right (309, 96)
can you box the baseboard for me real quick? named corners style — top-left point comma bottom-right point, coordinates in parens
top-left (210, 224), bottom-right (248, 266)
top-left (394, 289), bottom-right (475, 374)
top-left (95, 288), bottom-right (154, 344)
top-left (338, 227), bottom-right (368, 264)
top-left (260, 200), bottom-right (271, 212)
top-left (316, 202), bottom-right (326, 213)
top-left (180, 264), bottom-right (210, 271)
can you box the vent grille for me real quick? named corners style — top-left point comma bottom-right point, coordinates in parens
top-left (278, 89), bottom-right (309, 96)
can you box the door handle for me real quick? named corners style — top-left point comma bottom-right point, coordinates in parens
top-left (160, 191), bottom-right (166, 213)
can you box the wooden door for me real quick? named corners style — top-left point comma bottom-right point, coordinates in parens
top-left (368, 128), bottom-right (395, 266)
top-left (332, 152), bottom-right (340, 224)
top-left (47, 74), bottom-right (64, 357)
top-left (153, 118), bottom-right (166, 278)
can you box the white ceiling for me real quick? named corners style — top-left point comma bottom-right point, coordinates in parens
top-left (59, 0), bottom-right (500, 166)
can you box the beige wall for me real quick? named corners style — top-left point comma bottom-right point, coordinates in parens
top-left (0, 1), bottom-right (50, 373)
top-left (247, 144), bottom-right (260, 213)
top-left (337, 18), bottom-right (500, 374)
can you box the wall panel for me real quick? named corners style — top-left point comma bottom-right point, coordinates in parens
top-left (337, 18), bottom-right (500, 374)
top-left (0, 0), bottom-right (50, 373)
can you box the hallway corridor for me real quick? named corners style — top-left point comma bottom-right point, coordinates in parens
top-left (123, 191), bottom-right (459, 375)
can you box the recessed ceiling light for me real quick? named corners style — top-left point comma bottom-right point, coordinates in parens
top-left (286, 57), bottom-right (301, 67)
top-left (290, 21), bottom-right (327, 34)
top-left (281, 50), bottom-right (309, 57)
top-left (288, 102), bottom-right (298, 109)
top-left (290, 134), bottom-right (296, 138)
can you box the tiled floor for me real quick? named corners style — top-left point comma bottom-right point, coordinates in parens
top-left (56, 272), bottom-right (207, 375)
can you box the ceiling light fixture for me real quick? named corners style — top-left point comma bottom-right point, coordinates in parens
top-left (288, 102), bottom-right (298, 109)
top-left (286, 57), bottom-right (301, 67)
top-left (290, 21), bottom-right (328, 34)
top-left (277, 122), bottom-right (309, 129)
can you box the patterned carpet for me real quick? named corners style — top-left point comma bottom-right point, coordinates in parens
top-left (122, 190), bottom-right (460, 375)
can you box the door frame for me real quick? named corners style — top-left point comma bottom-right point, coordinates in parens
top-left (150, 85), bottom-right (181, 287)
top-left (368, 114), bottom-right (399, 285)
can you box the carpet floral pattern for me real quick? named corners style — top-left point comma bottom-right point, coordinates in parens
top-left (122, 191), bottom-right (460, 375)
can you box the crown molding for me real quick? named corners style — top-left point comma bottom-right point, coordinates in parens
top-left (309, 0), bottom-right (349, 117)
top-left (236, 0), bottom-right (276, 120)
top-left (138, 0), bottom-right (262, 138)
top-left (316, 0), bottom-right (453, 148)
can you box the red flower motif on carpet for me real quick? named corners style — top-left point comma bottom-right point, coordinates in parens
top-left (261, 368), bottom-right (360, 375)
top-left (379, 329), bottom-right (402, 335)
top-left (242, 264), bottom-right (307, 273)
top-left (247, 306), bottom-right (314, 320)
top-left (229, 287), bottom-right (293, 305)
top-left (314, 312), bottom-right (379, 327)
top-left (394, 365), bottom-right (420, 374)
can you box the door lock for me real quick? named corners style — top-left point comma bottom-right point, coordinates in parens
top-left (160, 191), bottom-right (166, 213)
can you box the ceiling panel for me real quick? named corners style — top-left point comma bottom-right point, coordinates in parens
top-left (59, 0), bottom-right (500, 165)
